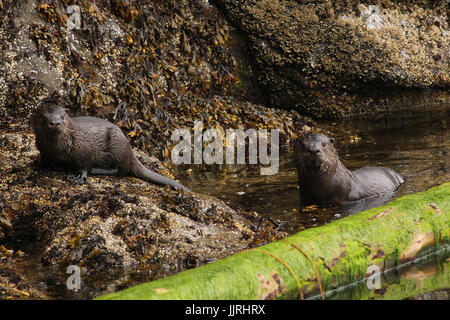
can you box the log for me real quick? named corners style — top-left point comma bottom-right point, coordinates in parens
top-left (97, 183), bottom-right (449, 300)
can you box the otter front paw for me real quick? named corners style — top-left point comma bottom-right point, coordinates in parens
top-left (71, 170), bottom-right (88, 184)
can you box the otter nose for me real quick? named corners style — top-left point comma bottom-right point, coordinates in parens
top-left (46, 115), bottom-right (63, 126)
top-left (47, 119), bottom-right (62, 127)
top-left (311, 148), bottom-right (320, 154)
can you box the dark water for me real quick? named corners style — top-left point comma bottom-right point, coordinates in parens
top-left (175, 103), bottom-right (449, 300)
top-left (177, 104), bottom-right (449, 234)
top-left (313, 245), bottom-right (450, 300)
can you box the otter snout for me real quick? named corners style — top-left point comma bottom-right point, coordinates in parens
top-left (47, 119), bottom-right (62, 126)
top-left (306, 141), bottom-right (324, 157)
top-left (44, 113), bottom-right (66, 130)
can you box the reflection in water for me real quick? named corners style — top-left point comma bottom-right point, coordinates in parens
top-left (338, 191), bottom-right (396, 215)
top-left (314, 246), bottom-right (450, 300)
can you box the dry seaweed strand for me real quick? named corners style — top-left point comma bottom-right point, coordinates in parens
top-left (289, 242), bottom-right (324, 300)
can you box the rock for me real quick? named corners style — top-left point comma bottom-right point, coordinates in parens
top-left (0, 132), bottom-right (282, 298)
top-left (213, 0), bottom-right (449, 117)
top-left (0, 213), bottom-right (13, 241)
top-left (0, 261), bottom-right (48, 299)
top-left (0, 0), bottom-right (306, 154)
top-left (0, 195), bottom-right (13, 241)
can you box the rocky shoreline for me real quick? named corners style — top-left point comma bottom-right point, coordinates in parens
top-left (0, 131), bottom-right (288, 299)
top-left (0, 0), bottom-right (447, 299)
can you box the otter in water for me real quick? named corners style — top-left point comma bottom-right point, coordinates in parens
top-left (294, 133), bottom-right (403, 205)
top-left (32, 101), bottom-right (190, 191)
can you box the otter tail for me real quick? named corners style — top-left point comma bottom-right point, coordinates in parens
top-left (130, 153), bottom-right (190, 192)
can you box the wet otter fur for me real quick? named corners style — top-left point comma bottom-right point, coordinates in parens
top-left (294, 133), bottom-right (403, 204)
top-left (32, 102), bottom-right (190, 192)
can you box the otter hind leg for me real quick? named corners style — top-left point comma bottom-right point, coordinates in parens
top-left (116, 146), bottom-right (132, 176)
top-left (70, 169), bottom-right (88, 184)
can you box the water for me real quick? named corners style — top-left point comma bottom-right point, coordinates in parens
top-left (314, 246), bottom-right (450, 300)
top-left (177, 104), bottom-right (449, 234)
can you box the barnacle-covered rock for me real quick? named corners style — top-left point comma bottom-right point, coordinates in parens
top-left (0, 132), bottom-right (283, 298)
top-left (0, 0), bottom-right (306, 156)
top-left (213, 0), bottom-right (449, 117)
top-left (0, 213), bottom-right (13, 242)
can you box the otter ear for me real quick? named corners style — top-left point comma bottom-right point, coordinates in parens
top-left (329, 138), bottom-right (335, 144)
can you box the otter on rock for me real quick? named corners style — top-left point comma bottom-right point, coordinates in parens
top-left (32, 102), bottom-right (190, 192)
top-left (294, 133), bottom-right (403, 205)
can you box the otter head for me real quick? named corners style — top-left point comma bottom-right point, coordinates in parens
top-left (298, 133), bottom-right (337, 172)
top-left (32, 103), bottom-right (69, 134)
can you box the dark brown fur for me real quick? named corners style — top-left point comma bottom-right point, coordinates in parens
top-left (32, 102), bottom-right (189, 191)
top-left (295, 133), bottom-right (403, 204)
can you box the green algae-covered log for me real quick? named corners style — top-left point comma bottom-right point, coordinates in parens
top-left (97, 183), bottom-right (450, 300)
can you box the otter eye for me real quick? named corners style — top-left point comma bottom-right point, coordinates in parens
top-left (322, 142), bottom-right (326, 147)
